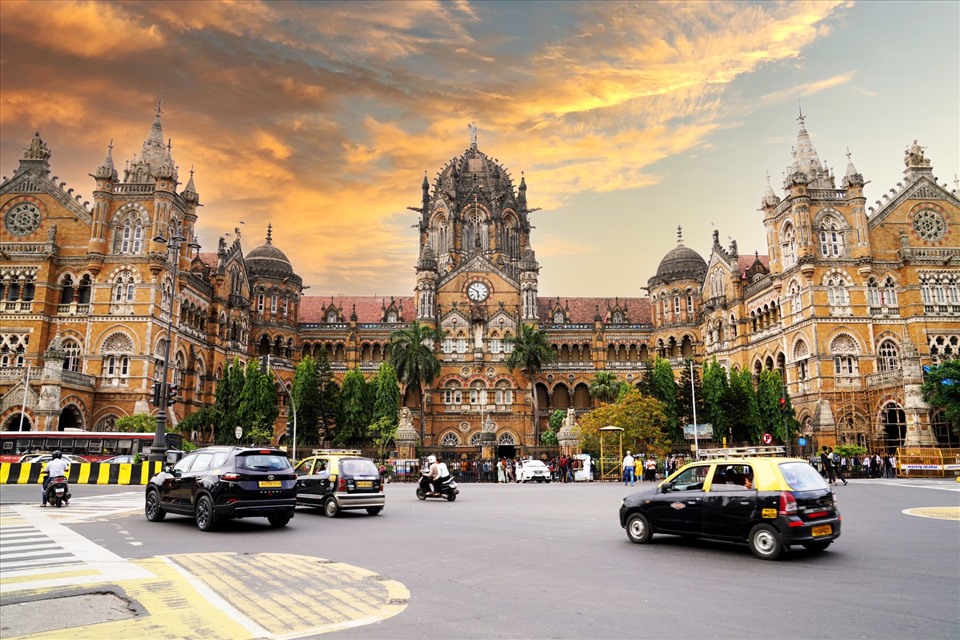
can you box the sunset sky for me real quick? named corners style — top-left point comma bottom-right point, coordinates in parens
top-left (1, 1), bottom-right (957, 298)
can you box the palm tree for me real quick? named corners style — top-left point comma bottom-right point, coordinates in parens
top-left (388, 321), bottom-right (444, 444)
top-left (505, 323), bottom-right (557, 440)
top-left (589, 370), bottom-right (623, 405)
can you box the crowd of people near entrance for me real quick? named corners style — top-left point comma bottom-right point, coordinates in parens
top-left (810, 448), bottom-right (897, 482)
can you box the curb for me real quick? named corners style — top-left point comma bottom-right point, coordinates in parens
top-left (0, 462), bottom-right (163, 485)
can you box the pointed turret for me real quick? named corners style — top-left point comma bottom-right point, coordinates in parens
top-left (517, 171), bottom-right (527, 210)
top-left (784, 110), bottom-right (834, 189)
top-left (762, 173), bottom-right (780, 207)
top-left (181, 166), bottom-right (199, 204)
top-left (94, 139), bottom-right (118, 182)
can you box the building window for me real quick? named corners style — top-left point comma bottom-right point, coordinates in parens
top-left (826, 276), bottom-right (849, 306)
top-left (819, 217), bottom-right (843, 257)
top-left (257, 294), bottom-right (264, 313)
top-left (106, 355), bottom-right (130, 377)
top-left (271, 295), bottom-right (277, 313)
top-left (63, 339), bottom-right (82, 373)
top-left (877, 340), bottom-right (899, 372)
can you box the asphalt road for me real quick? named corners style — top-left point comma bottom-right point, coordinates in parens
top-left (2, 478), bottom-right (958, 640)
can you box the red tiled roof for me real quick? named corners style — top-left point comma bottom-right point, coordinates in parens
top-left (539, 297), bottom-right (651, 324)
top-left (737, 254), bottom-right (769, 279)
top-left (300, 296), bottom-right (414, 323)
top-left (198, 252), bottom-right (218, 270)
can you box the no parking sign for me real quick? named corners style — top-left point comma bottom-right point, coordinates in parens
top-left (762, 433), bottom-right (773, 444)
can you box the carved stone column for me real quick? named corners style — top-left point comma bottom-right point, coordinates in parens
top-left (36, 332), bottom-right (66, 431)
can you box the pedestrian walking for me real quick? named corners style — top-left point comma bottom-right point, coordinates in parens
top-left (830, 448), bottom-right (848, 485)
top-left (497, 458), bottom-right (506, 483)
top-left (623, 451), bottom-right (635, 485)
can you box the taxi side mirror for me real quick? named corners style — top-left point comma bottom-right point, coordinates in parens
top-left (659, 482), bottom-right (674, 493)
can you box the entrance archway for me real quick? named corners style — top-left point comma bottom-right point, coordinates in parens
top-left (497, 432), bottom-right (517, 460)
top-left (881, 402), bottom-right (906, 452)
top-left (3, 413), bottom-right (32, 431)
top-left (59, 405), bottom-right (82, 431)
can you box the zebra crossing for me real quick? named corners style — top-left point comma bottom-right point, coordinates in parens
top-left (31, 490), bottom-right (145, 524)
top-left (0, 501), bottom-right (152, 594)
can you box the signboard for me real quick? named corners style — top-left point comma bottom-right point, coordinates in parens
top-left (762, 433), bottom-right (773, 444)
top-left (683, 423), bottom-right (714, 439)
top-left (798, 437), bottom-right (808, 446)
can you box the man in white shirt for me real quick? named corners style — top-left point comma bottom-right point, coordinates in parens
top-left (623, 451), bottom-right (635, 486)
top-left (41, 451), bottom-right (70, 507)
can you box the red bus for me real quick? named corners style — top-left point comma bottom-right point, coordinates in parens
top-left (0, 430), bottom-right (184, 463)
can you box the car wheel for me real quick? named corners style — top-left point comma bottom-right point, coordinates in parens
top-left (323, 497), bottom-right (340, 517)
top-left (801, 540), bottom-right (832, 553)
top-left (145, 489), bottom-right (166, 522)
top-left (268, 514), bottom-right (291, 527)
top-left (749, 523), bottom-right (783, 560)
top-left (366, 507), bottom-right (383, 515)
top-left (195, 494), bottom-right (218, 532)
top-left (626, 513), bottom-right (653, 544)
top-left (446, 492), bottom-right (457, 502)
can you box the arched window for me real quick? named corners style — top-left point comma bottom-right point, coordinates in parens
top-left (831, 334), bottom-right (859, 376)
top-left (441, 432), bottom-right (460, 446)
top-left (877, 340), bottom-right (899, 372)
top-left (793, 339), bottom-right (810, 381)
top-left (386, 310), bottom-right (398, 323)
top-left (495, 381), bottom-right (513, 405)
top-left (826, 275), bottom-right (849, 306)
top-left (469, 380), bottom-right (487, 406)
top-left (444, 380), bottom-right (463, 405)
top-left (883, 277), bottom-right (898, 307)
top-left (867, 277), bottom-right (881, 307)
top-left (62, 339), bottom-right (82, 373)
top-left (442, 333), bottom-right (453, 354)
top-left (819, 216), bottom-right (844, 257)
top-left (611, 311), bottom-right (623, 324)
top-left (59, 274), bottom-right (75, 304)
top-left (115, 217), bottom-right (145, 254)
top-left (781, 222), bottom-right (796, 268)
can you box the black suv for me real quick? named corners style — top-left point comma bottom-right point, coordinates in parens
top-left (144, 446), bottom-right (297, 531)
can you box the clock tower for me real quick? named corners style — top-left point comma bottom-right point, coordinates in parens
top-left (411, 135), bottom-right (540, 453)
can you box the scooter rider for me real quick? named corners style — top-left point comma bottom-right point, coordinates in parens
top-left (41, 451), bottom-right (70, 507)
top-left (420, 455), bottom-right (439, 494)
top-left (434, 455), bottom-right (451, 492)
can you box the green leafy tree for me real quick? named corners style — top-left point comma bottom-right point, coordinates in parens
top-left (316, 348), bottom-right (340, 441)
top-left (368, 416), bottom-right (398, 462)
top-left (214, 358), bottom-right (245, 444)
top-left (676, 361), bottom-right (704, 432)
top-left (726, 367), bottom-right (761, 443)
top-left (175, 407), bottom-right (217, 444)
top-left (834, 444), bottom-right (866, 460)
top-left (576, 388), bottom-right (670, 456)
top-left (336, 367), bottom-right (370, 446)
top-left (115, 413), bottom-right (157, 433)
top-left (648, 358), bottom-right (680, 441)
top-left (757, 369), bottom-right (786, 442)
top-left (237, 360), bottom-right (279, 445)
top-left (292, 355), bottom-right (322, 445)
top-left (540, 409), bottom-right (566, 445)
top-left (506, 323), bottom-right (557, 439)
top-left (701, 359), bottom-right (730, 442)
top-left (372, 362), bottom-right (401, 426)
top-left (589, 371), bottom-right (623, 405)
top-left (388, 322), bottom-right (444, 443)
top-left (921, 361), bottom-right (960, 438)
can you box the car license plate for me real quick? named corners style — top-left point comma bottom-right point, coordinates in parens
top-left (812, 524), bottom-right (832, 537)
top-left (55, 488), bottom-right (65, 495)
top-left (259, 481), bottom-right (281, 488)
top-left (357, 481), bottom-right (373, 488)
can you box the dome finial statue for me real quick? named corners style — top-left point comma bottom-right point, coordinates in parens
top-left (469, 121), bottom-right (478, 148)
top-left (676, 225), bottom-right (684, 245)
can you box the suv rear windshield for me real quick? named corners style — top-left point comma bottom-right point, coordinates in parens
top-left (340, 458), bottom-right (379, 476)
top-left (779, 461), bottom-right (829, 491)
top-left (236, 453), bottom-right (291, 471)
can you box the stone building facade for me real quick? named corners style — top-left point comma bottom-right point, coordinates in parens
top-left (1, 110), bottom-right (957, 455)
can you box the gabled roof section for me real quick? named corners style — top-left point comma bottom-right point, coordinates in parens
top-left (538, 297), bottom-right (651, 324)
top-left (441, 251), bottom-right (518, 289)
top-left (868, 175), bottom-right (960, 228)
top-left (299, 296), bottom-right (414, 324)
top-left (0, 132), bottom-right (93, 224)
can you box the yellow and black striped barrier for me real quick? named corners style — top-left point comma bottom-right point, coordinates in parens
top-left (0, 462), bottom-right (165, 485)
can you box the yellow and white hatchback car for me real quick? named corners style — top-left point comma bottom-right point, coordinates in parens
top-left (619, 457), bottom-right (841, 560)
top-left (294, 453), bottom-right (385, 517)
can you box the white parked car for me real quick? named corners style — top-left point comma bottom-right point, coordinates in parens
top-left (517, 459), bottom-right (552, 483)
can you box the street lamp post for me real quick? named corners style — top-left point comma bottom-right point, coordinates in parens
top-left (149, 220), bottom-right (200, 463)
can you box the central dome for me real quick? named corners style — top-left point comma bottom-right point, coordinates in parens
top-left (245, 225), bottom-right (299, 284)
top-left (649, 229), bottom-right (706, 286)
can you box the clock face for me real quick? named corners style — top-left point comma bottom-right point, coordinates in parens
top-left (467, 281), bottom-right (489, 302)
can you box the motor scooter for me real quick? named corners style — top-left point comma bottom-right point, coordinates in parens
top-left (46, 475), bottom-right (72, 508)
top-left (416, 473), bottom-right (459, 502)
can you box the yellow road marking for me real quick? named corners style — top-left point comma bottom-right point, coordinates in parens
top-left (2, 569), bottom-right (100, 585)
top-left (903, 506), bottom-right (960, 521)
top-left (3, 553), bottom-right (409, 640)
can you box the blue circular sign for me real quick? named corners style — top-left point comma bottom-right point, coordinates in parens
top-left (797, 437), bottom-right (808, 446)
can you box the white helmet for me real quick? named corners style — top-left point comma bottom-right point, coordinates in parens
top-left (427, 455), bottom-right (437, 464)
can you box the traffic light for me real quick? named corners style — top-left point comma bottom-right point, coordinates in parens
top-left (152, 381), bottom-right (162, 406)
top-left (779, 396), bottom-right (787, 415)
top-left (285, 422), bottom-right (293, 440)
top-left (167, 384), bottom-right (179, 407)
top-left (260, 355), bottom-right (269, 374)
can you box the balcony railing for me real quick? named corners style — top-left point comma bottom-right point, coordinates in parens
top-left (62, 370), bottom-right (96, 388)
top-left (2, 301), bottom-right (33, 313)
top-left (865, 369), bottom-right (903, 388)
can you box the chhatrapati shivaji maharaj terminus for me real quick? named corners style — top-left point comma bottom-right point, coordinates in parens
top-left (1, 109), bottom-right (957, 456)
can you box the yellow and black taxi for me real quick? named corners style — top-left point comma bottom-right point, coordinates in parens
top-left (294, 452), bottom-right (384, 517)
top-left (619, 457), bottom-right (841, 560)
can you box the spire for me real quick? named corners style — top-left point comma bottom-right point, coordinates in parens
top-left (139, 100), bottom-right (167, 167)
top-left (95, 139), bottom-right (118, 181)
top-left (266, 223), bottom-right (273, 245)
top-left (676, 225), bottom-right (684, 245)
top-left (181, 165), bottom-right (199, 203)
top-left (784, 111), bottom-right (834, 189)
top-left (469, 121), bottom-right (478, 149)
top-left (763, 172), bottom-right (780, 206)
top-left (842, 148), bottom-right (864, 188)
